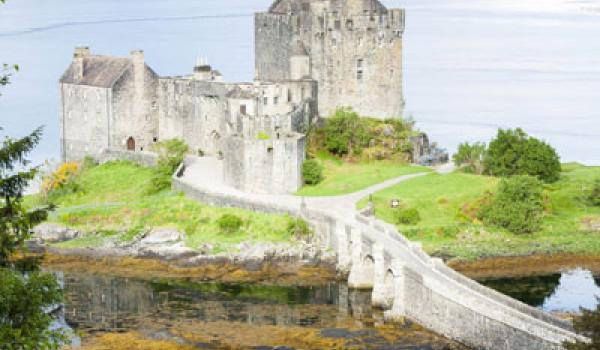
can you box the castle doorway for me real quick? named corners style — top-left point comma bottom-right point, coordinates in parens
top-left (127, 137), bottom-right (135, 151)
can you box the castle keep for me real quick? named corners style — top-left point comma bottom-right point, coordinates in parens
top-left (59, 0), bottom-right (406, 194)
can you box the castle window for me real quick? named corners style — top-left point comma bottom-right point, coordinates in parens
top-left (357, 59), bottom-right (364, 81)
top-left (346, 20), bottom-right (353, 30)
top-left (240, 104), bottom-right (247, 115)
top-left (263, 97), bottom-right (268, 105)
top-left (273, 96), bottom-right (279, 105)
top-left (287, 89), bottom-right (292, 102)
top-left (153, 137), bottom-right (158, 142)
top-left (357, 71), bottom-right (363, 81)
top-left (334, 20), bottom-right (341, 30)
top-left (357, 59), bottom-right (364, 69)
top-left (331, 38), bottom-right (337, 47)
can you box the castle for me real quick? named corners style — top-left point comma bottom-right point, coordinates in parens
top-left (59, 0), bottom-right (406, 194)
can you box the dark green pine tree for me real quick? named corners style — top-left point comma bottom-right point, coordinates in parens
top-left (564, 305), bottom-right (600, 350)
top-left (0, 126), bottom-right (53, 266)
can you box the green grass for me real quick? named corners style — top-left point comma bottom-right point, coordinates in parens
top-left (359, 164), bottom-right (600, 260)
top-left (296, 152), bottom-right (431, 196)
top-left (32, 161), bottom-right (294, 252)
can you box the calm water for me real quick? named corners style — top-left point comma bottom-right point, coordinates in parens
top-left (0, 0), bottom-right (599, 165)
top-left (54, 272), bottom-right (467, 349)
top-left (481, 268), bottom-right (600, 313)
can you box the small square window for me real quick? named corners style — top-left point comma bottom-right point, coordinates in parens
top-left (240, 104), bottom-right (247, 115)
top-left (357, 70), bottom-right (363, 80)
top-left (274, 97), bottom-right (279, 105)
top-left (263, 97), bottom-right (268, 105)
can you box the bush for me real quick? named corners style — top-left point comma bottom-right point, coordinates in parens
top-left (147, 139), bottom-right (189, 194)
top-left (589, 179), bottom-right (600, 207)
top-left (478, 175), bottom-right (545, 234)
top-left (483, 128), bottom-right (561, 183)
top-left (287, 217), bottom-right (311, 238)
top-left (453, 142), bottom-right (486, 174)
top-left (41, 162), bottom-right (80, 199)
top-left (217, 214), bottom-right (243, 233)
top-left (395, 207), bottom-right (421, 225)
top-left (302, 159), bottom-right (324, 185)
top-left (323, 107), bottom-right (370, 156)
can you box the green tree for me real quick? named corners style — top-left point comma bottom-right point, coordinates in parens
top-left (0, 269), bottom-right (67, 350)
top-left (323, 107), bottom-right (369, 156)
top-left (483, 128), bottom-right (561, 183)
top-left (453, 142), bottom-right (486, 174)
top-left (478, 175), bottom-right (545, 234)
top-left (563, 304), bottom-right (598, 349)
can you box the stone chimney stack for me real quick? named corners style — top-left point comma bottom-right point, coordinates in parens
top-left (73, 46), bottom-right (90, 80)
top-left (130, 50), bottom-right (145, 85)
top-left (193, 57), bottom-right (213, 81)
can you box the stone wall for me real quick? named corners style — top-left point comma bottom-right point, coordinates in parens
top-left (97, 149), bottom-right (158, 167)
top-left (60, 84), bottom-right (111, 162)
top-left (222, 133), bottom-right (305, 194)
top-left (255, 1), bottom-right (405, 118)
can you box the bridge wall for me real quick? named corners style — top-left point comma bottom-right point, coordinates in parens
top-left (171, 165), bottom-right (581, 350)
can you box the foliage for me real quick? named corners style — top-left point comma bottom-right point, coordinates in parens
top-left (0, 127), bottom-right (54, 266)
top-left (394, 207), bottom-right (421, 225)
top-left (589, 179), bottom-right (600, 207)
top-left (453, 142), bottom-right (486, 174)
top-left (0, 269), bottom-right (68, 350)
top-left (483, 128), bottom-right (561, 183)
top-left (217, 214), bottom-right (243, 234)
top-left (286, 217), bottom-right (311, 238)
top-left (302, 159), bottom-right (324, 185)
top-left (323, 107), bottom-right (370, 156)
top-left (564, 303), bottom-right (600, 350)
top-left (148, 139), bottom-right (189, 194)
top-left (257, 131), bottom-right (270, 140)
top-left (41, 162), bottom-right (79, 198)
top-left (478, 175), bottom-right (545, 234)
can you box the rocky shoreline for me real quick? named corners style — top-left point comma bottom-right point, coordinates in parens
top-left (32, 223), bottom-right (341, 285)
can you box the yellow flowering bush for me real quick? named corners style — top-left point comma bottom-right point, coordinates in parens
top-left (41, 162), bottom-right (79, 195)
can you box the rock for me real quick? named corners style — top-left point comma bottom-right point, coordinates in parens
top-left (138, 242), bottom-right (197, 260)
top-left (382, 124), bottom-right (395, 137)
top-left (140, 228), bottom-right (184, 245)
top-left (33, 223), bottom-right (81, 243)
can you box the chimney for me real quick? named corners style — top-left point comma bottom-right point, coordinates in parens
top-left (130, 49), bottom-right (145, 84)
top-left (193, 56), bottom-right (213, 81)
top-left (73, 46), bottom-right (90, 80)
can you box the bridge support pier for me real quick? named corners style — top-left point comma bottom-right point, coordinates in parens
top-left (336, 222), bottom-right (351, 273)
top-left (348, 227), bottom-right (373, 289)
top-left (384, 259), bottom-right (406, 322)
top-left (371, 243), bottom-right (388, 308)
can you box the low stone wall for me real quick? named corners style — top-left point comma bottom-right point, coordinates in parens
top-left (97, 149), bottom-right (158, 167)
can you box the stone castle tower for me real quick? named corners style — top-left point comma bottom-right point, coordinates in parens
top-left (256, 0), bottom-right (405, 119)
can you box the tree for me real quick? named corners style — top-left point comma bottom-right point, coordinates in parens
top-left (478, 175), bottom-right (545, 234)
top-left (323, 107), bottom-right (369, 156)
top-left (563, 303), bottom-right (599, 349)
top-left (148, 139), bottom-right (189, 194)
top-left (452, 142), bottom-right (486, 174)
top-left (0, 269), bottom-right (67, 350)
top-left (483, 128), bottom-right (561, 183)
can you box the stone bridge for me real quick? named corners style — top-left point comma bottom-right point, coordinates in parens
top-left (172, 156), bottom-right (584, 350)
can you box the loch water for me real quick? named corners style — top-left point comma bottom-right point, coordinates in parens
top-left (0, 0), bottom-right (599, 165)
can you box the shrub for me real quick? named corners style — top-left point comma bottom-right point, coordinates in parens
top-left (395, 207), bottom-right (421, 225)
top-left (564, 301), bottom-right (600, 350)
top-left (589, 179), bottom-right (600, 207)
top-left (323, 107), bottom-right (370, 156)
top-left (287, 217), bottom-right (311, 238)
top-left (217, 214), bottom-right (243, 233)
top-left (41, 162), bottom-right (80, 198)
top-left (147, 139), bottom-right (189, 194)
top-left (257, 131), bottom-right (270, 140)
top-left (302, 159), bottom-right (324, 185)
top-left (453, 142), bottom-right (486, 174)
top-left (478, 175), bottom-right (545, 234)
top-left (483, 128), bottom-right (561, 183)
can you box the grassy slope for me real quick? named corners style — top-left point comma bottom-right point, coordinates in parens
top-left (359, 164), bottom-right (600, 260)
top-left (31, 162), bottom-right (293, 252)
top-left (296, 152), bottom-right (430, 196)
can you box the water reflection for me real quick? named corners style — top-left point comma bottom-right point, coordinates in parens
top-left (481, 268), bottom-right (600, 312)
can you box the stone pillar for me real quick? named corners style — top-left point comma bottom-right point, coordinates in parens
top-left (371, 242), bottom-right (387, 308)
top-left (336, 222), bottom-right (351, 273)
top-left (347, 226), bottom-right (367, 289)
top-left (384, 259), bottom-right (406, 322)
